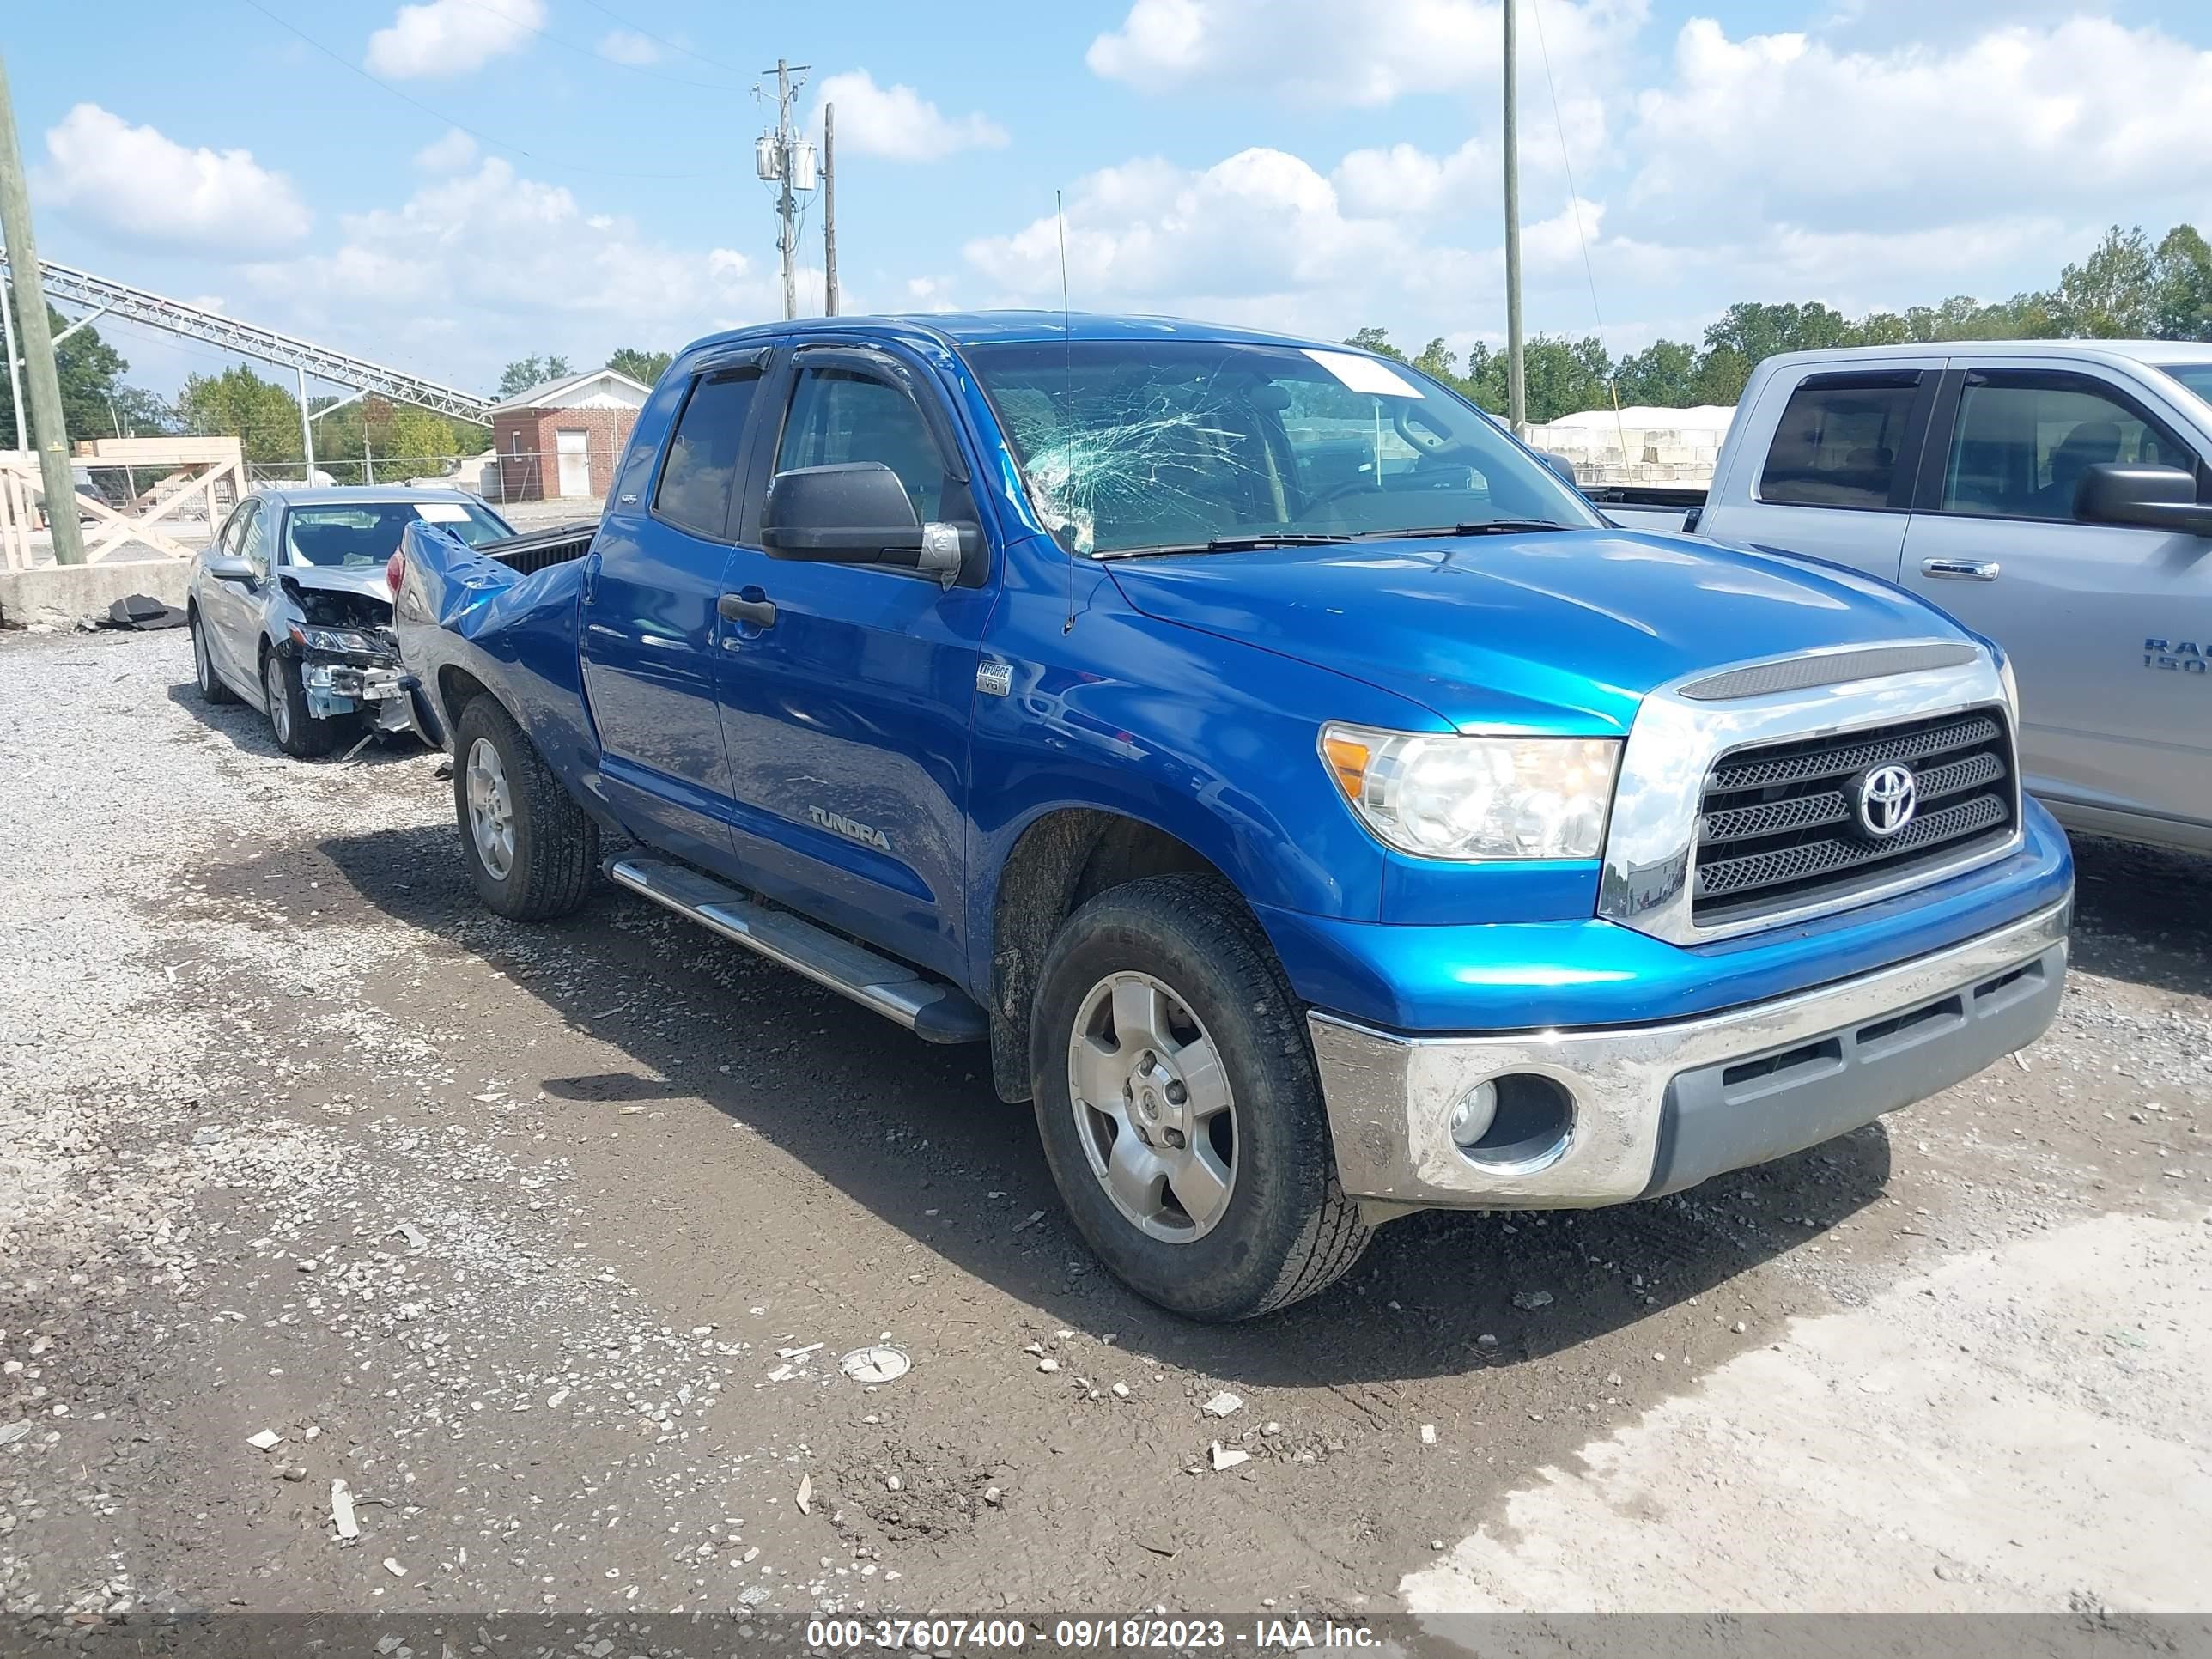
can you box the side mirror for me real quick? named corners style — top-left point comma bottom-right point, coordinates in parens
top-left (2075, 462), bottom-right (2212, 535)
top-left (761, 462), bottom-right (971, 584)
top-left (1534, 451), bottom-right (1584, 494)
top-left (205, 555), bottom-right (256, 584)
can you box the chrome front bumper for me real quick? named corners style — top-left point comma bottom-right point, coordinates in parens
top-left (1309, 896), bottom-right (2069, 1211)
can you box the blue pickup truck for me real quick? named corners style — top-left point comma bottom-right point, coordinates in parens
top-left (390, 313), bottom-right (2074, 1322)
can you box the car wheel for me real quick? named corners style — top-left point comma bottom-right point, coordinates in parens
top-left (262, 649), bottom-right (338, 758)
top-left (190, 609), bottom-right (237, 704)
top-left (1030, 872), bottom-right (1370, 1322)
top-left (452, 696), bottom-right (599, 921)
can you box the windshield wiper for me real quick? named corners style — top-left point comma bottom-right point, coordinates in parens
top-left (1096, 532), bottom-right (1354, 560)
top-left (1354, 520), bottom-right (1572, 539)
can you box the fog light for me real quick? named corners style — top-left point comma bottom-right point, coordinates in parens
top-left (1449, 1079), bottom-right (1498, 1148)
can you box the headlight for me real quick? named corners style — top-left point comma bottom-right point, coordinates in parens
top-left (290, 625), bottom-right (385, 655)
top-left (1320, 724), bottom-right (1621, 860)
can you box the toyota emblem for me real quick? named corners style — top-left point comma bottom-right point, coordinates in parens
top-left (1854, 763), bottom-right (1918, 837)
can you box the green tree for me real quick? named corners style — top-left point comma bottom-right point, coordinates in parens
top-left (2051, 227), bottom-right (2158, 337)
top-left (1611, 339), bottom-right (1700, 406)
top-left (496, 354), bottom-right (574, 399)
top-left (0, 297), bottom-right (163, 444)
top-left (1342, 326), bottom-right (1407, 362)
top-left (2152, 224), bottom-right (2212, 340)
top-left (175, 365), bottom-right (301, 465)
top-left (607, 346), bottom-right (673, 386)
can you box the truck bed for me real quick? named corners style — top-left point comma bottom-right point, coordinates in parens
top-left (476, 520), bottom-right (599, 576)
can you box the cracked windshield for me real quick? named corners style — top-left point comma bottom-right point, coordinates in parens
top-left (969, 338), bottom-right (1600, 556)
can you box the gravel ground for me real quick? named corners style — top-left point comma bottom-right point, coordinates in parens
top-left (0, 626), bottom-right (2206, 1632)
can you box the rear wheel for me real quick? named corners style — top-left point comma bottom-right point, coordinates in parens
top-left (189, 609), bottom-right (237, 704)
top-left (451, 696), bottom-right (598, 921)
top-left (1030, 873), bottom-right (1370, 1322)
top-left (263, 649), bottom-right (338, 758)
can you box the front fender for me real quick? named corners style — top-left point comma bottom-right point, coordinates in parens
top-left (963, 578), bottom-right (1432, 996)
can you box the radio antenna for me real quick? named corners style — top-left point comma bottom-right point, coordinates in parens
top-left (1057, 189), bottom-right (1078, 634)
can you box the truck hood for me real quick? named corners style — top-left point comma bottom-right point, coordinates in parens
top-left (1105, 529), bottom-right (1962, 735)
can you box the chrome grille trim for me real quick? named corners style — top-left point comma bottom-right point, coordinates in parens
top-left (1597, 641), bottom-right (2025, 946)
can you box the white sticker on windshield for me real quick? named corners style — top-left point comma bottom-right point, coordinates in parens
top-left (1302, 349), bottom-right (1425, 398)
top-left (415, 501), bottom-right (472, 523)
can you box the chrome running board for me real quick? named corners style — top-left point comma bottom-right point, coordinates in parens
top-left (605, 856), bottom-right (988, 1045)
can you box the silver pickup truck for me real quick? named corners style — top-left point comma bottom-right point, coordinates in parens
top-left (1601, 341), bottom-right (2212, 857)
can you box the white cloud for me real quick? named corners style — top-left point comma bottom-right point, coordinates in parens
top-left (413, 128), bottom-right (479, 172)
top-left (1626, 16), bottom-right (2212, 231)
top-left (1333, 138), bottom-right (1490, 219)
top-left (813, 70), bottom-right (1009, 161)
top-left (963, 147), bottom-right (1490, 339)
top-left (1088, 0), bottom-right (1644, 106)
top-left (242, 157), bottom-right (805, 390)
top-left (596, 28), bottom-right (660, 66)
top-left (366, 0), bottom-right (543, 79)
top-left (37, 104), bottom-right (310, 254)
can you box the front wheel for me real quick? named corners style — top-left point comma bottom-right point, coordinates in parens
top-left (263, 649), bottom-right (339, 758)
top-left (451, 696), bottom-right (598, 921)
top-left (1030, 873), bottom-right (1370, 1322)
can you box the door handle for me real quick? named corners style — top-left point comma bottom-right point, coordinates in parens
top-left (719, 592), bottom-right (777, 628)
top-left (1921, 557), bottom-right (2001, 581)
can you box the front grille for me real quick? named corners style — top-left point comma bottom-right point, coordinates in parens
top-left (1692, 708), bottom-right (2015, 927)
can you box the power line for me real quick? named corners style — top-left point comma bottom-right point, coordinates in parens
top-left (1528, 0), bottom-right (1626, 447)
top-left (435, 0), bottom-right (745, 92)
top-left (571, 0), bottom-right (750, 77)
top-left (236, 0), bottom-right (719, 181)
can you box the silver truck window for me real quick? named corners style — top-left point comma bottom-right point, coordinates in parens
top-left (1757, 378), bottom-right (1919, 510)
top-left (654, 369), bottom-right (761, 540)
top-left (1941, 376), bottom-right (2195, 520)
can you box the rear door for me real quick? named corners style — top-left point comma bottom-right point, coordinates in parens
top-left (1704, 362), bottom-right (1942, 581)
top-left (1901, 362), bottom-right (2212, 832)
top-left (579, 351), bottom-right (765, 873)
top-left (710, 344), bottom-right (994, 982)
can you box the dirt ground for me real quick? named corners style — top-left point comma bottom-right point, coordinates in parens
top-left (1, 626), bottom-right (2206, 1628)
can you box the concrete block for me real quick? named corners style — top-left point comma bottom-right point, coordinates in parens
top-left (0, 560), bottom-right (192, 629)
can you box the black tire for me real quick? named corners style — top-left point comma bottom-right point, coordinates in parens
top-left (189, 608), bottom-right (238, 704)
top-left (451, 696), bottom-right (598, 921)
top-left (1030, 872), bottom-right (1370, 1322)
top-left (262, 648), bottom-right (340, 758)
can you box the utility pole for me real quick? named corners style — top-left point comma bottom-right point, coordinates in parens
top-left (756, 58), bottom-right (811, 321)
top-left (1502, 0), bottom-right (1527, 439)
top-left (0, 52), bottom-right (85, 564)
top-left (822, 102), bottom-right (838, 317)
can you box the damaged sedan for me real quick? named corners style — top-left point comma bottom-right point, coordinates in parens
top-left (187, 488), bottom-right (514, 757)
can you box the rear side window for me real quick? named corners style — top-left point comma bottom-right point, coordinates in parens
top-left (653, 369), bottom-right (760, 539)
top-left (1758, 375), bottom-right (1922, 510)
top-left (1939, 373), bottom-right (2197, 520)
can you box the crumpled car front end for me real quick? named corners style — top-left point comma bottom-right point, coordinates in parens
top-left (278, 576), bottom-right (410, 732)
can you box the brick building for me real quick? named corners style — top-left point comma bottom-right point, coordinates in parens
top-left (486, 368), bottom-right (653, 504)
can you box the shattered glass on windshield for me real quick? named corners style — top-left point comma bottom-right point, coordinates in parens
top-left (969, 339), bottom-right (1597, 556)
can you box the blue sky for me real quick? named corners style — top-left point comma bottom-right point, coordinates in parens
top-left (9, 0), bottom-right (2212, 401)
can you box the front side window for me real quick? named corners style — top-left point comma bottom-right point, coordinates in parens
top-left (1940, 374), bottom-right (2197, 520)
top-left (967, 339), bottom-right (1598, 555)
top-left (1758, 376), bottom-right (1921, 510)
top-left (239, 501), bottom-right (271, 574)
top-left (775, 368), bottom-right (951, 522)
top-left (654, 369), bottom-right (761, 539)
top-left (220, 501), bottom-right (257, 558)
